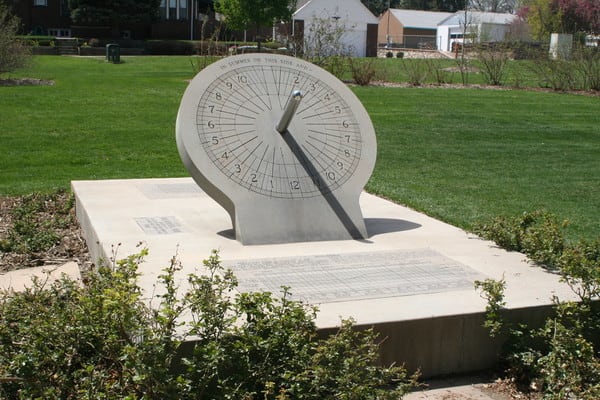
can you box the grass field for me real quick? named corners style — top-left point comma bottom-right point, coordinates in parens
top-left (1, 56), bottom-right (598, 241)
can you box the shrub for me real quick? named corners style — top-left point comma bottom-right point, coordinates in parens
top-left (396, 52), bottom-right (404, 58)
top-left (400, 58), bottom-right (429, 86)
top-left (473, 210), bottom-right (567, 269)
top-left (0, 249), bottom-right (418, 399)
top-left (0, 3), bottom-right (31, 74)
top-left (475, 43), bottom-right (510, 86)
top-left (348, 57), bottom-right (379, 86)
top-left (528, 57), bottom-right (580, 91)
top-left (475, 212), bottom-right (600, 399)
top-left (426, 58), bottom-right (453, 85)
top-left (145, 40), bottom-right (229, 55)
top-left (574, 46), bottom-right (600, 91)
top-left (386, 51), bottom-right (393, 58)
top-left (0, 191), bottom-right (73, 255)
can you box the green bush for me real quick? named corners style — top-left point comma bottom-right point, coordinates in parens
top-left (475, 44), bottom-right (510, 86)
top-left (473, 210), bottom-right (567, 269)
top-left (348, 57), bottom-right (380, 86)
top-left (475, 212), bottom-right (600, 398)
top-left (0, 249), bottom-right (417, 399)
top-left (145, 40), bottom-right (230, 55)
top-left (0, 4), bottom-right (31, 74)
top-left (0, 191), bottom-right (73, 254)
top-left (15, 35), bottom-right (56, 47)
top-left (400, 58), bottom-right (429, 86)
top-left (574, 46), bottom-right (600, 91)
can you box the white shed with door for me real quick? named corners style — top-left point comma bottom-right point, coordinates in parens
top-left (437, 11), bottom-right (517, 52)
top-left (293, 0), bottom-right (379, 57)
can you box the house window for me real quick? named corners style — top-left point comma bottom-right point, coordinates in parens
top-left (169, 0), bottom-right (177, 19)
top-left (60, 0), bottom-right (69, 17)
top-left (33, 0), bottom-right (47, 6)
top-left (179, 0), bottom-right (187, 20)
top-left (48, 28), bottom-right (71, 37)
top-left (160, 0), bottom-right (167, 19)
top-left (160, 0), bottom-right (188, 20)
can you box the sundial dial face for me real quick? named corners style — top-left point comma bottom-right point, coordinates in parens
top-left (177, 53), bottom-right (376, 245)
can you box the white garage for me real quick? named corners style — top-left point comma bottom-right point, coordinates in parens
top-left (293, 0), bottom-right (379, 57)
top-left (437, 11), bottom-right (518, 52)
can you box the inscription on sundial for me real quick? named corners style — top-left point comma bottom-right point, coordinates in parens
top-left (137, 182), bottom-right (203, 200)
top-left (134, 216), bottom-right (184, 235)
top-left (227, 249), bottom-right (485, 304)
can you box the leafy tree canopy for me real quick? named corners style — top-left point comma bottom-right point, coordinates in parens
top-left (519, 0), bottom-right (599, 39)
top-left (67, 0), bottom-right (162, 27)
top-left (214, 0), bottom-right (297, 31)
top-left (395, 0), bottom-right (467, 12)
top-left (469, 0), bottom-right (519, 13)
top-left (361, 0), bottom-right (394, 16)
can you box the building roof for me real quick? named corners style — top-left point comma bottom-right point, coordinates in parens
top-left (387, 9), bottom-right (453, 30)
top-left (293, 0), bottom-right (378, 24)
top-left (295, 0), bottom-right (312, 12)
top-left (438, 11), bottom-right (517, 26)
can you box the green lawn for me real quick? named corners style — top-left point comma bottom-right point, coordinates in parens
top-left (1, 56), bottom-right (598, 241)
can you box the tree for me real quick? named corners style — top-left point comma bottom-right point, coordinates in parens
top-left (67, 0), bottom-right (161, 37)
top-left (518, 0), bottom-right (599, 40)
top-left (0, 1), bottom-right (30, 75)
top-left (215, 0), bottom-right (297, 42)
top-left (469, 0), bottom-right (519, 13)
top-left (518, 0), bottom-right (561, 40)
top-left (556, 0), bottom-right (600, 34)
top-left (397, 0), bottom-right (466, 11)
top-left (435, 0), bottom-right (467, 11)
top-left (361, 0), bottom-right (393, 16)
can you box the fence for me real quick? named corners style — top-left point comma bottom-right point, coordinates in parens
top-left (382, 35), bottom-right (437, 50)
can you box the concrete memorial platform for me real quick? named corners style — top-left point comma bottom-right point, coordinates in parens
top-left (72, 177), bottom-right (576, 378)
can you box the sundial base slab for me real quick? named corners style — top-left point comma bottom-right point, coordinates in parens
top-left (72, 178), bottom-right (577, 378)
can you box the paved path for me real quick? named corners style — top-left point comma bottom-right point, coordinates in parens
top-left (404, 376), bottom-right (512, 400)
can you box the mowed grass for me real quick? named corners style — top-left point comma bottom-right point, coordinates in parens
top-left (1, 56), bottom-right (192, 193)
top-left (1, 56), bottom-right (598, 241)
top-left (360, 86), bottom-right (599, 241)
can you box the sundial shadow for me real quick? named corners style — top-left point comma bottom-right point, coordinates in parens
top-left (217, 218), bottom-right (421, 242)
top-left (365, 218), bottom-right (421, 237)
top-left (217, 229), bottom-right (236, 240)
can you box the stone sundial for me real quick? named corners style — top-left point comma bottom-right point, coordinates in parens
top-left (176, 53), bottom-right (377, 245)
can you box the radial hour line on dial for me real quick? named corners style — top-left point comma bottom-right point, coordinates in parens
top-left (307, 134), bottom-right (343, 151)
top-left (220, 95), bottom-right (263, 115)
top-left (221, 87), bottom-right (266, 113)
top-left (212, 109), bottom-right (256, 120)
top-left (243, 75), bottom-right (272, 111)
top-left (296, 97), bottom-right (325, 116)
top-left (238, 140), bottom-right (264, 169)
top-left (307, 129), bottom-right (350, 140)
top-left (305, 141), bottom-right (337, 164)
top-left (301, 144), bottom-right (329, 174)
top-left (227, 136), bottom-right (259, 154)
top-left (255, 144), bottom-right (270, 177)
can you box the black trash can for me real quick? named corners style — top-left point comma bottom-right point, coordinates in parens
top-left (106, 43), bottom-right (121, 63)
